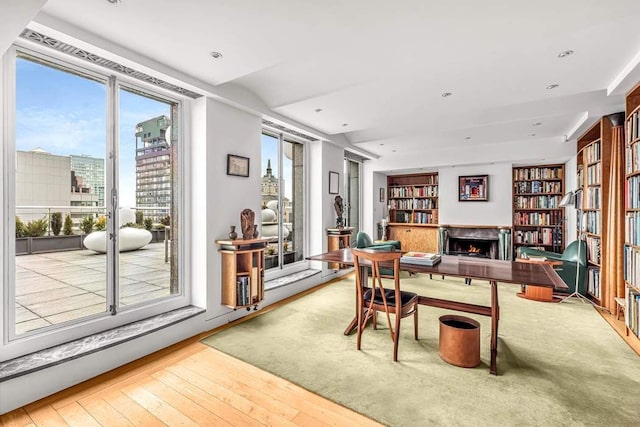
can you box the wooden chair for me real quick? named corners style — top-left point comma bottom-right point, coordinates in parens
top-left (352, 248), bottom-right (419, 361)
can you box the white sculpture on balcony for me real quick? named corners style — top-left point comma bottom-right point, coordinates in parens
top-left (83, 208), bottom-right (152, 253)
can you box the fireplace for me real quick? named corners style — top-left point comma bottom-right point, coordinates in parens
top-left (438, 226), bottom-right (511, 260)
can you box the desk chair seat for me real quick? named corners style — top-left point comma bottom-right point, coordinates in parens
top-left (352, 248), bottom-right (419, 362)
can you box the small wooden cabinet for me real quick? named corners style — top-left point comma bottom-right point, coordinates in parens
top-left (216, 238), bottom-right (267, 310)
top-left (388, 224), bottom-right (438, 253)
top-left (327, 228), bottom-right (353, 269)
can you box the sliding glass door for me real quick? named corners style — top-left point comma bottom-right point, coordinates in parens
top-left (5, 48), bottom-right (182, 348)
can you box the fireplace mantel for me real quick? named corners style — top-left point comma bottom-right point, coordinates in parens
top-left (438, 225), bottom-right (512, 260)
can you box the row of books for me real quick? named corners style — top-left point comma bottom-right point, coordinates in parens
top-left (587, 267), bottom-right (601, 299)
top-left (625, 286), bottom-right (640, 338)
top-left (625, 109), bottom-right (640, 144)
top-left (513, 211), bottom-right (563, 226)
top-left (625, 140), bottom-right (639, 174)
top-left (623, 245), bottom-right (640, 289)
top-left (513, 180), bottom-right (562, 194)
top-left (625, 212), bottom-right (640, 246)
top-left (388, 185), bottom-right (438, 198)
top-left (400, 252), bottom-right (441, 266)
top-left (513, 229), bottom-right (557, 245)
top-left (389, 198), bottom-right (437, 210)
top-left (513, 195), bottom-right (563, 209)
top-left (585, 235), bottom-right (601, 264)
top-left (513, 167), bottom-right (563, 181)
top-left (583, 140), bottom-right (601, 164)
top-left (626, 176), bottom-right (640, 209)
top-left (393, 211), bottom-right (436, 224)
top-left (583, 211), bottom-right (601, 234)
top-left (585, 187), bottom-right (601, 209)
top-left (586, 163), bottom-right (601, 185)
top-left (236, 276), bottom-right (252, 306)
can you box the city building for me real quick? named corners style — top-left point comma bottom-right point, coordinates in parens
top-left (70, 154), bottom-right (105, 209)
top-left (135, 115), bottom-right (171, 222)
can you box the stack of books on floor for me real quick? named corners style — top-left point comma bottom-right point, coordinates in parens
top-left (401, 252), bottom-right (441, 266)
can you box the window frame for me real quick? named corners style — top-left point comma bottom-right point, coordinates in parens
top-left (1, 43), bottom-right (191, 359)
top-left (261, 127), bottom-right (309, 281)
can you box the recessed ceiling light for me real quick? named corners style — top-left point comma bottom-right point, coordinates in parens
top-left (530, 133), bottom-right (537, 137)
top-left (341, 123), bottom-right (348, 127)
top-left (315, 108), bottom-right (323, 113)
top-left (533, 122), bottom-right (542, 126)
top-left (557, 50), bottom-right (574, 58)
top-left (441, 92), bottom-right (452, 98)
top-left (210, 51), bottom-right (223, 59)
top-left (546, 84), bottom-right (559, 90)
top-left (380, 143), bottom-right (384, 146)
top-left (106, 0), bottom-right (120, 3)
top-left (464, 136), bottom-right (471, 140)
top-left (392, 150), bottom-right (396, 152)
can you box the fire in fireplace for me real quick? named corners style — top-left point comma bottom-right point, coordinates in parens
top-left (448, 238), bottom-right (494, 258)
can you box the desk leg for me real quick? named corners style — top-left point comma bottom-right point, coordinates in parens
top-left (344, 265), bottom-right (369, 336)
top-left (490, 280), bottom-right (500, 375)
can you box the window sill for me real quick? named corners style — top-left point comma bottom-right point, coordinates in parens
top-left (0, 306), bottom-right (204, 383)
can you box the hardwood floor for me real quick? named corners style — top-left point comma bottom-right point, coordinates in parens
top-left (1, 274), bottom-right (379, 426)
top-left (0, 337), bottom-right (380, 426)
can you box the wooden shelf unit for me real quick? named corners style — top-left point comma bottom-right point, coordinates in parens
top-left (511, 164), bottom-right (565, 259)
top-left (386, 172), bottom-right (439, 253)
top-left (624, 82), bottom-right (640, 340)
top-left (326, 228), bottom-right (353, 269)
top-left (576, 119), bottom-right (613, 305)
top-left (216, 238), bottom-right (267, 310)
top-left (387, 172), bottom-right (438, 225)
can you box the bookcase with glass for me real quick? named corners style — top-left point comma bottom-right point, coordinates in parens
top-left (624, 83), bottom-right (640, 339)
top-left (512, 165), bottom-right (565, 259)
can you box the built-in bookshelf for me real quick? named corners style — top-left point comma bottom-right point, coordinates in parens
top-left (624, 83), bottom-right (640, 339)
top-left (576, 119), bottom-right (612, 304)
top-left (387, 173), bottom-right (438, 224)
top-left (512, 165), bottom-right (565, 258)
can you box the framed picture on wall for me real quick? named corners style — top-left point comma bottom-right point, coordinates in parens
top-left (227, 154), bottom-right (250, 177)
top-left (329, 171), bottom-right (339, 194)
top-left (459, 175), bottom-right (488, 201)
top-left (379, 187), bottom-right (385, 202)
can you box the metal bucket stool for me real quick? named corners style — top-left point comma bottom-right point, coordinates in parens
top-left (438, 315), bottom-right (480, 368)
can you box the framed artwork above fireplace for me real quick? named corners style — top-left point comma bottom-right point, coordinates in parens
top-left (459, 175), bottom-right (488, 201)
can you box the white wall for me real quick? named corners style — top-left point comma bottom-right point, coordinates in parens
top-left (438, 163), bottom-right (512, 226)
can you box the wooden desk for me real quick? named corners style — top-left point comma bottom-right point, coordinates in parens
top-left (307, 249), bottom-right (567, 375)
top-left (515, 258), bottom-right (564, 302)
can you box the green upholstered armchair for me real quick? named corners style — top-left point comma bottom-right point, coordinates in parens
top-left (354, 231), bottom-right (401, 277)
top-left (516, 240), bottom-right (587, 295)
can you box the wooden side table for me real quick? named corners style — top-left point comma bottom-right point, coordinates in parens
top-left (515, 258), bottom-right (563, 302)
top-left (326, 228), bottom-right (353, 270)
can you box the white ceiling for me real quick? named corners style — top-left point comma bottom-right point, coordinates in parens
top-left (35, 0), bottom-right (640, 159)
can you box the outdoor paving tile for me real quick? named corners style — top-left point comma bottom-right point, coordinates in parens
top-left (61, 271), bottom-right (107, 286)
top-left (45, 303), bottom-right (107, 325)
top-left (118, 282), bottom-right (164, 298)
top-left (123, 270), bottom-right (170, 283)
top-left (46, 267), bottom-right (100, 281)
top-left (26, 293), bottom-right (105, 317)
top-left (75, 281), bottom-right (108, 292)
top-left (15, 279), bottom-right (69, 296)
top-left (15, 305), bottom-right (39, 322)
top-left (118, 265), bottom-right (160, 276)
top-left (15, 318), bottom-right (51, 335)
top-left (121, 289), bottom-right (171, 305)
top-left (16, 286), bottom-right (88, 306)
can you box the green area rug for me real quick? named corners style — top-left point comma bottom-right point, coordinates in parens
top-left (201, 275), bottom-right (640, 426)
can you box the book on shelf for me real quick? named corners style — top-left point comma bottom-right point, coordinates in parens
top-left (401, 252), bottom-right (441, 266)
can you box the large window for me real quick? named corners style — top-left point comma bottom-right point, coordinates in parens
top-left (261, 131), bottom-right (305, 274)
top-left (2, 47), bottom-right (185, 354)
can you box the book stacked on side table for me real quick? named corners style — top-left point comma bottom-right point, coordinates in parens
top-left (401, 252), bottom-right (441, 266)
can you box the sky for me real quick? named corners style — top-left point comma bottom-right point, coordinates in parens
top-left (16, 56), bottom-right (170, 208)
top-left (15, 56), bottom-right (292, 209)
